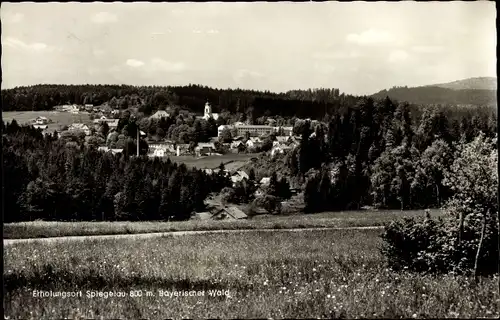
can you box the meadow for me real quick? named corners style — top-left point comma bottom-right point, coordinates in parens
top-left (2, 111), bottom-right (92, 131)
top-left (4, 228), bottom-right (498, 319)
top-left (168, 153), bottom-right (258, 170)
top-left (3, 209), bottom-right (444, 239)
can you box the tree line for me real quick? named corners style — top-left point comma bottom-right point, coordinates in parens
top-left (269, 97), bottom-right (497, 212)
top-left (3, 121), bottom-right (231, 223)
top-left (2, 84), bottom-right (356, 120)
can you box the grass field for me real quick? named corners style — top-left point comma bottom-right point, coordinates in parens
top-left (3, 209), bottom-right (444, 239)
top-left (2, 111), bottom-right (92, 132)
top-left (4, 228), bottom-right (498, 319)
top-left (169, 153), bottom-right (258, 170)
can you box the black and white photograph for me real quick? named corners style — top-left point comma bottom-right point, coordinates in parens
top-left (2, 1), bottom-right (498, 319)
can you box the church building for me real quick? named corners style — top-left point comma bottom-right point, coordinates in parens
top-left (203, 102), bottom-right (219, 121)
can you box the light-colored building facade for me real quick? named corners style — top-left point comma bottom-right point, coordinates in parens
top-left (218, 124), bottom-right (294, 138)
top-left (68, 123), bottom-right (91, 136)
top-left (150, 110), bottom-right (170, 120)
top-left (203, 102), bottom-right (219, 121)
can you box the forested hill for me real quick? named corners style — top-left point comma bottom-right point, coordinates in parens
top-left (429, 77), bottom-right (497, 91)
top-left (372, 77), bottom-right (497, 107)
top-left (1, 84), bottom-right (357, 120)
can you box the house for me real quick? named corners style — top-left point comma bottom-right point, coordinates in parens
top-left (230, 140), bottom-right (245, 153)
top-left (151, 148), bottom-right (166, 157)
top-left (246, 137), bottom-right (263, 149)
top-left (231, 140), bottom-right (245, 148)
top-left (176, 144), bottom-right (191, 156)
top-left (202, 102), bottom-right (219, 121)
top-left (93, 116), bottom-right (117, 124)
top-left (211, 206), bottom-right (248, 220)
top-left (107, 119), bottom-right (119, 130)
top-left (202, 168), bottom-right (214, 175)
top-left (275, 136), bottom-right (291, 144)
top-left (271, 144), bottom-right (292, 157)
top-left (218, 124), bottom-right (276, 138)
top-left (260, 177), bottom-right (271, 186)
top-left (266, 118), bottom-right (277, 125)
top-left (68, 123), bottom-right (91, 136)
top-left (33, 124), bottom-right (48, 130)
top-left (230, 170), bottom-right (250, 186)
top-left (94, 117), bottom-right (120, 132)
top-left (149, 141), bottom-right (176, 154)
top-left (150, 110), bottom-right (170, 120)
top-left (98, 146), bottom-right (123, 155)
top-left (195, 142), bottom-right (216, 156)
top-left (33, 116), bottom-right (49, 125)
top-left (205, 168), bottom-right (229, 177)
top-left (274, 126), bottom-right (294, 136)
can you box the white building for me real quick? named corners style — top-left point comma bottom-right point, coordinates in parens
top-left (68, 123), bottom-right (91, 136)
top-left (271, 144), bottom-right (292, 157)
top-left (230, 170), bottom-right (250, 186)
top-left (33, 116), bottom-right (49, 125)
top-left (260, 177), bottom-right (271, 186)
top-left (203, 102), bottom-right (219, 121)
top-left (218, 124), bottom-right (294, 138)
top-left (150, 110), bottom-right (170, 120)
top-left (93, 116), bottom-right (118, 125)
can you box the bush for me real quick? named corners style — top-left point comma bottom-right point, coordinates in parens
top-left (382, 134), bottom-right (498, 276)
top-left (251, 195), bottom-right (282, 215)
top-left (381, 212), bottom-right (456, 274)
top-left (381, 211), bottom-right (498, 275)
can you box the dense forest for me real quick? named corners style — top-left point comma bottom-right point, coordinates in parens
top-left (242, 97), bottom-right (497, 212)
top-left (2, 82), bottom-right (498, 222)
top-left (372, 86), bottom-right (496, 107)
top-left (1, 84), bottom-right (356, 120)
top-left (3, 121), bottom-right (231, 223)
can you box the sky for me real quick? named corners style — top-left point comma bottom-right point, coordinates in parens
top-left (1, 2), bottom-right (497, 96)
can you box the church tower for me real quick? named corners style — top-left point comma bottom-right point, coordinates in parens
top-left (204, 102), bottom-right (212, 119)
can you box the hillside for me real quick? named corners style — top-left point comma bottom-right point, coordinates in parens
top-left (372, 77), bottom-right (497, 107)
top-left (429, 77), bottom-right (497, 91)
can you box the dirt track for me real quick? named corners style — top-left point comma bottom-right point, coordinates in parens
top-left (3, 226), bottom-right (383, 246)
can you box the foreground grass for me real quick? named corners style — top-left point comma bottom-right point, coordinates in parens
top-left (4, 229), bottom-right (498, 319)
top-left (3, 209), bottom-right (444, 239)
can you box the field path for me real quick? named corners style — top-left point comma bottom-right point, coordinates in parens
top-left (3, 226), bottom-right (383, 246)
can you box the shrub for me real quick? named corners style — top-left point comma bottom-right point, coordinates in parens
top-left (381, 134), bottom-right (499, 276)
top-left (251, 195), bottom-right (282, 215)
top-left (381, 211), bottom-right (498, 275)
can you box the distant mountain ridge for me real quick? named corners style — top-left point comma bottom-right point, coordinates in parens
top-left (425, 77), bottom-right (497, 91)
top-left (372, 77), bottom-right (497, 107)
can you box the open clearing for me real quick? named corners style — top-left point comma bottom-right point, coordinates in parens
top-left (169, 153), bottom-right (258, 170)
top-left (2, 111), bottom-right (92, 132)
top-left (3, 209), bottom-right (444, 240)
top-left (4, 228), bottom-right (498, 318)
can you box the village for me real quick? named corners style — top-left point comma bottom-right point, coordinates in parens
top-left (29, 101), bottom-right (309, 221)
top-left (35, 102), bottom-right (305, 158)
